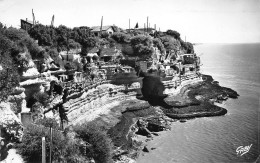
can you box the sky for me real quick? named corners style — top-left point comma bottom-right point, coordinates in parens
top-left (0, 0), bottom-right (260, 43)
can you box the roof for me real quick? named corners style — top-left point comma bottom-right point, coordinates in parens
top-left (91, 26), bottom-right (115, 32)
top-left (88, 47), bottom-right (99, 53)
top-left (21, 19), bottom-right (34, 25)
top-left (136, 28), bottom-right (155, 31)
top-left (100, 48), bottom-right (117, 57)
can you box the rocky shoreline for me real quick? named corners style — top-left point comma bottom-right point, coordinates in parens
top-left (106, 74), bottom-right (239, 162)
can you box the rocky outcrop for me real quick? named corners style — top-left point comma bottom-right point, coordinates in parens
top-left (0, 102), bottom-right (23, 161)
top-left (141, 74), bottom-right (166, 101)
top-left (63, 84), bottom-right (135, 125)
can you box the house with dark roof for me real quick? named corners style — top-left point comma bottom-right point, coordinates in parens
top-left (20, 19), bottom-right (34, 31)
top-left (99, 47), bottom-right (119, 62)
top-left (91, 25), bottom-right (115, 36)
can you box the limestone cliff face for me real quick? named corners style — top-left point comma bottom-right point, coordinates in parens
top-left (0, 102), bottom-right (23, 143)
top-left (62, 84), bottom-right (132, 125)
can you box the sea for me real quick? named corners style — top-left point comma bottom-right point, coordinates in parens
top-left (136, 43), bottom-right (260, 163)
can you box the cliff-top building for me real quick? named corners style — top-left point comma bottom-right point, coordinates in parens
top-left (20, 18), bottom-right (34, 31)
top-left (90, 25), bottom-right (116, 36)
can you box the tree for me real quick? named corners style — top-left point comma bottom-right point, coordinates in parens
top-left (81, 37), bottom-right (99, 55)
top-left (28, 24), bottom-right (54, 46)
top-left (71, 27), bottom-right (92, 44)
top-left (73, 122), bottom-right (113, 163)
top-left (16, 122), bottom-right (66, 162)
top-left (159, 36), bottom-right (180, 52)
top-left (166, 29), bottom-right (180, 40)
top-left (55, 25), bottom-right (71, 51)
top-left (3, 27), bottom-right (29, 42)
top-left (153, 38), bottom-right (165, 54)
top-left (185, 42), bottom-right (194, 54)
top-left (0, 33), bottom-right (14, 53)
top-left (0, 51), bottom-right (19, 101)
top-left (19, 37), bottom-right (42, 59)
top-left (130, 35), bottom-right (154, 58)
top-left (17, 118), bottom-right (91, 163)
top-left (111, 32), bottom-right (130, 43)
top-left (68, 39), bottom-right (81, 50)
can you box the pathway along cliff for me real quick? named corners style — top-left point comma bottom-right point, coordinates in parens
top-left (87, 74), bottom-right (239, 162)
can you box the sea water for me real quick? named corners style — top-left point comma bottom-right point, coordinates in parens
top-left (137, 43), bottom-right (260, 163)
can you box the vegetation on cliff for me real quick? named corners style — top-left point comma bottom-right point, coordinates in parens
top-left (16, 118), bottom-right (113, 163)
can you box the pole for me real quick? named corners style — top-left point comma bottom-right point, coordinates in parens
top-left (147, 16), bottom-right (148, 32)
top-left (42, 137), bottom-right (46, 163)
top-left (100, 16), bottom-right (103, 36)
top-left (144, 23), bottom-right (145, 34)
top-left (129, 18), bottom-right (130, 31)
top-left (179, 62), bottom-right (181, 84)
top-left (154, 24), bottom-right (156, 30)
top-left (49, 127), bottom-right (53, 163)
top-left (0, 125), bottom-right (2, 157)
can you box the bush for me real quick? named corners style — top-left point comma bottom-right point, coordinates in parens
top-left (19, 37), bottom-right (42, 59)
top-left (130, 35), bottom-right (154, 58)
top-left (3, 27), bottom-right (29, 42)
top-left (185, 42), bottom-right (194, 54)
top-left (101, 32), bottom-right (109, 39)
top-left (34, 92), bottom-right (50, 107)
top-left (16, 123), bottom-right (66, 163)
top-left (111, 32), bottom-right (130, 43)
top-left (17, 118), bottom-right (90, 163)
top-left (166, 29), bottom-right (180, 39)
top-left (35, 117), bottom-right (60, 129)
top-left (73, 122), bottom-right (113, 163)
top-left (159, 36), bottom-right (180, 52)
top-left (0, 33), bottom-right (14, 52)
top-left (0, 51), bottom-right (20, 101)
top-left (68, 39), bottom-right (81, 50)
top-left (153, 38), bottom-right (165, 54)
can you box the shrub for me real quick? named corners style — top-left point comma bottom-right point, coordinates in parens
top-left (0, 51), bottom-right (20, 101)
top-left (166, 29), bottom-right (180, 39)
top-left (111, 32), bottom-right (130, 43)
top-left (130, 35), bottom-right (154, 58)
top-left (0, 33), bottom-right (14, 52)
top-left (68, 39), bottom-right (81, 50)
top-left (35, 118), bottom-right (60, 129)
top-left (185, 42), bottom-right (194, 54)
top-left (19, 37), bottom-right (42, 59)
top-left (16, 118), bottom-right (90, 163)
top-left (159, 36), bottom-right (180, 52)
top-left (153, 38), bottom-right (165, 54)
top-left (16, 123), bottom-right (66, 163)
top-left (73, 122), bottom-right (113, 163)
top-left (3, 27), bottom-right (29, 42)
top-left (33, 92), bottom-right (50, 107)
top-left (101, 32), bottom-right (109, 39)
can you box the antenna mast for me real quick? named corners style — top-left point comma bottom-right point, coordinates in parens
top-left (51, 15), bottom-right (55, 27)
top-left (100, 16), bottom-right (103, 35)
top-left (32, 9), bottom-right (35, 25)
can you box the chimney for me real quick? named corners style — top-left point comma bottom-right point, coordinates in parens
top-left (26, 18), bottom-right (28, 21)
